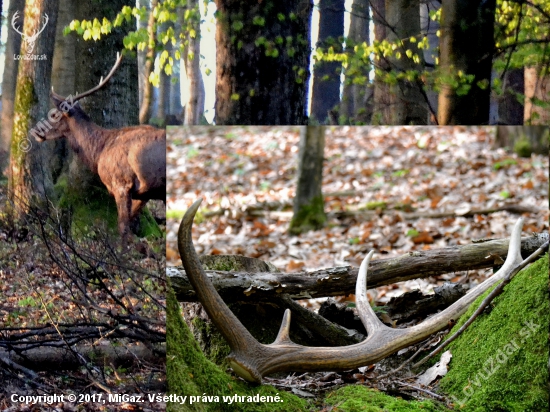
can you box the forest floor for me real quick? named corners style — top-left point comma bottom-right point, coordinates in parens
top-left (166, 125), bottom-right (548, 405)
top-left (0, 183), bottom-right (167, 412)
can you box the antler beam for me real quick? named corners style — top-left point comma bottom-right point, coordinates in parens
top-left (178, 199), bottom-right (524, 383)
top-left (51, 52), bottom-right (123, 102)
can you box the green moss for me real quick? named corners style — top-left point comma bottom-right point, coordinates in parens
top-left (55, 174), bottom-right (119, 237)
top-left (324, 385), bottom-right (449, 412)
top-left (439, 254), bottom-right (549, 411)
top-left (360, 201), bottom-right (387, 211)
top-left (289, 195), bottom-right (327, 235)
top-left (514, 138), bottom-right (532, 157)
top-left (137, 207), bottom-right (163, 238)
top-left (53, 174), bottom-right (162, 239)
top-left (190, 317), bottom-right (231, 366)
top-left (166, 283), bottom-right (308, 412)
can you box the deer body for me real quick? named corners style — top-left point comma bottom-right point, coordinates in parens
top-left (36, 54), bottom-right (166, 242)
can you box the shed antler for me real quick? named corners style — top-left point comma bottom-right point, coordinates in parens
top-left (178, 199), bottom-right (524, 383)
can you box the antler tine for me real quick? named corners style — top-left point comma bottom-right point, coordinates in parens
top-left (51, 53), bottom-right (123, 102)
top-left (50, 86), bottom-right (66, 101)
top-left (179, 199), bottom-right (525, 383)
top-left (356, 250), bottom-right (390, 335)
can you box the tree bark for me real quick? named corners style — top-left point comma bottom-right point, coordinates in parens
top-left (0, 0), bottom-right (25, 171)
top-left (371, 0), bottom-right (390, 124)
top-left (289, 126), bottom-right (327, 234)
top-left (385, 0), bottom-right (427, 125)
top-left (169, 234), bottom-right (548, 302)
top-left (310, 0), bottom-right (345, 124)
top-left (340, 0), bottom-right (371, 124)
top-left (49, 0), bottom-right (76, 182)
top-left (498, 68), bottom-right (524, 125)
top-left (8, 0), bottom-right (58, 218)
top-left (182, 0), bottom-right (205, 125)
top-left (524, 65), bottom-right (550, 125)
top-left (437, 0), bottom-right (496, 125)
top-left (138, 0), bottom-right (158, 125)
top-left (214, 0), bottom-right (312, 125)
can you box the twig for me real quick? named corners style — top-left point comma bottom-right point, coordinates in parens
top-left (414, 240), bottom-right (549, 368)
top-left (396, 380), bottom-right (446, 401)
top-left (377, 333), bottom-right (444, 379)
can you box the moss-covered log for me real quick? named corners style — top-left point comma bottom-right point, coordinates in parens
top-left (439, 254), bottom-right (549, 410)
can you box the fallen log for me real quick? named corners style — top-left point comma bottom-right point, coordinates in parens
top-left (0, 342), bottom-right (165, 371)
top-left (168, 234), bottom-right (548, 302)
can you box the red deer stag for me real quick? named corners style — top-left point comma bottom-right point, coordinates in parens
top-left (179, 199), bottom-right (526, 383)
top-left (35, 53), bottom-right (166, 242)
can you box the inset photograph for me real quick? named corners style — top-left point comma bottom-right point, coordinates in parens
top-left (0, 1), bottom-right (167, 410)
top-left (167, 125), bottom-right (548, 411)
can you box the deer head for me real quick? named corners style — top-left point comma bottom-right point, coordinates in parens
top-left (178, 199), bottom-right (524, 383)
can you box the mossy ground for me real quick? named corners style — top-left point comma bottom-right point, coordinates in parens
top-left (323, 385), bottom-right (449, 412)
top-left (439, 254), bottom-right (549, 411)
top-left (166, 283), bottom-right (308, 412)
top-left (54, 175), bottom-right (162, 239)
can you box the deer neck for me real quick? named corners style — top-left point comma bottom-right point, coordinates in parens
top-left (68, 117), bottom-right (110, 174)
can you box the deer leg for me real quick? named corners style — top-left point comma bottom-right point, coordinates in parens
top-left (114, 189), bottom-right (132, 243)
top-left (129, 199), bottom-right (146, 235)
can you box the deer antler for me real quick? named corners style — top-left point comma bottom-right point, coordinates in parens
top-left (178, 199), bottom-right (524, 383)
top-left (51, 52), bottom-right (123, 102)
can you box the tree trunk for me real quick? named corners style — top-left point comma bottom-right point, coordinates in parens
top-left (310, 0), bottom-right (345, 124)
top-left (420, 0), bottom-right (440, 124)
top-left (138, 0), bottom-right (158, 125)
top-left (371, 0), bottom-right (391, 124)
top-left (0, 0), bottom-right (25, 171)
top-left (385, 0), bottom-right (427, 125)
top-left (498, 68), bottom-right (524, 125)
top-left (289, 126), bottom-right (327, 234)
top-left (524, 65), bottom-right (550, 125)
top-left (214, 0), bottom-right (312, 125)
top-left (495, 126), bottom-right (549, 156)
top-left (49, 0), bottom-right (76, 182)
top-left (137, 0), bottom-right (149, 117)
top-left (182, 0), bottom-right (205, 125)
top-left (169, 60), bottom-right (183, 124)
top-left (158, 69), bottom-right (170, 122)
top-left (437, 0), bottom-right (496, 125)
top-left (8, 0), bottom-right (58, 218)
top-left (340, 0), bottom-right (371, 124)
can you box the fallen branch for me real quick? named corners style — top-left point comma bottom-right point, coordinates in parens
top-left (200, 202), bottom-right (540, 221)
top-left (0, 342), bottom-right (165, 371)
top-left (168, 234), bottom-right (548, 302)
